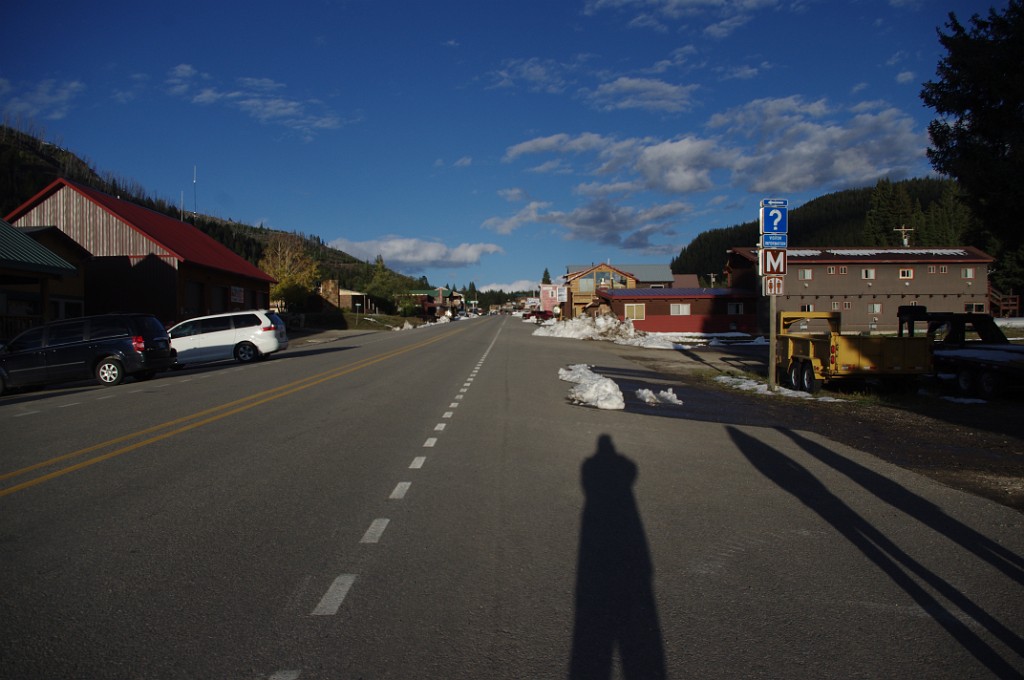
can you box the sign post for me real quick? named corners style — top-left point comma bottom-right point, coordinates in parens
top-left (759, 199), bottom-right (788, 391)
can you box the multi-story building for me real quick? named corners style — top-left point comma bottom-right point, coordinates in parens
top-left (725, 246), bottom-right (995, 333)
top-left (563, 263), bottom-right (673, 319)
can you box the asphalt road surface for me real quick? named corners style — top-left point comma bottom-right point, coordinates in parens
top-left (2, 316), bottom-right (1022, 679)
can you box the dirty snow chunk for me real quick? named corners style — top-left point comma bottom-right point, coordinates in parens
top-left (559, 363), bottom-right (625, 410)
top-left (636, 388), bottom-right (683, 405)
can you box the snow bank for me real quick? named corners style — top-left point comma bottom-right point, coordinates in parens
top-left (558, 364), bottom-right (625, 410)
top-left (714, 375), bottom-right (844, 402)
top-left (533, 314), bottom-right (762, 349)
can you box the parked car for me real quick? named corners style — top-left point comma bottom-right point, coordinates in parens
top-left (0, 313), bottom-right (175, 395)
top-left (167, 310), bottom-right (288, 367)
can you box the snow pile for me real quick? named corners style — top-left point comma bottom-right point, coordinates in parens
top-left (714, 375), bottom-right (844, 402)
top-left (558, 364), bottom-right (625, 410)
top-left (533, 314), bottom-right (761, 349)
top-left (636, 388), bottom-right (683, 405)
top-left (537, 315), bottom-right (642, 343)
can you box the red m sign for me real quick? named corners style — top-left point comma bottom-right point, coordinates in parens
top-left (760, 248), bottom-right (787, 276)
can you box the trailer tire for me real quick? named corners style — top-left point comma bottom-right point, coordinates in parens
top-left (801, 362), bottom-right (821, 394)
top-left (956, 368), bottom-right (975, 395)
top-left (977, 370), bottom-right (1000, 400)
top-left (788, 362), bottom-right (803, 391)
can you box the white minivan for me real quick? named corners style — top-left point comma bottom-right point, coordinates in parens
top-left (167, 310), bottom-right (289, 367)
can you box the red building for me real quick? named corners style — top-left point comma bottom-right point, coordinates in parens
top-left (597, 287), bottom-right (758, 333)
top-left (6, 179), bottom-right (275, 324)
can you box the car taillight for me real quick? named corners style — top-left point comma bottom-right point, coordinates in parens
top-left (132, 335), bottom-right (146, 352)
top-left (260, 324), bottom-right (276, 332)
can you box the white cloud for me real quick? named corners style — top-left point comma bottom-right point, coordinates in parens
top-left (504, 132), bottom-right (613, 161)
top-left (2, 79), bottom-right (86, 121)
top-left (481, 201), bottom-right (551, 234)
top-left (635, 137), bottom-right (727, 193)
top-left (480, 279), bottom-right (540, 293)
top-left (896, 70), bottom-right (916, 84)
top-left (587, 77), bottom-right (698, 113)
top-left (167, 65), bottom-right (345, 140)
top-left (453, 156), bottom-right (473, 167)
top-left (487, 56), bottom-right (589, 94)
top-left (329, 236), bottom-right (503, 273)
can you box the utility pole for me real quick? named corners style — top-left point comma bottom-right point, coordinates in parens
top-left (894, 224), bottom-right (914, 247)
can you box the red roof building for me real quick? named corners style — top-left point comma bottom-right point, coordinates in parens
top-left (6, 179), bottom-right (274, 324)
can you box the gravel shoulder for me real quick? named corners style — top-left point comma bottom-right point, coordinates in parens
top-left (607, 342), bottom-right (1024, 513)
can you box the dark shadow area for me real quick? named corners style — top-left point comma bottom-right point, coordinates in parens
top-left (570, 435), bottom-right (666, 680)
top-left (728, 426), bottom-right (1024, 677)
top-left (777, 427), bottom-right (1024, 587)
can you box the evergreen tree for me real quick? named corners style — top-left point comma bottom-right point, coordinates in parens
top-left (542, 268), bottom-right (552, 284)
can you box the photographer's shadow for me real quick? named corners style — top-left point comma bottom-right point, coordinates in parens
top-left (570, 435), bottom-right (666, 679)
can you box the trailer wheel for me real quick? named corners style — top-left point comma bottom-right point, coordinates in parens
top-left (801, 362), bottom-right (821, 394)
top-left (788, 362), bottom-right (803, 390)
top-left (977, 370), bottom-right (1000, 400)
top-left (956, 368), bottom-right (975, 395)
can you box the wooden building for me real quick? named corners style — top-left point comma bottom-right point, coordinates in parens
top-left (5, 179), bottom-right (275, 325)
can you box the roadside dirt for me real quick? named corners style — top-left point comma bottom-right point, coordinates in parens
top-left (608, 343), bottom-right (1024, 513)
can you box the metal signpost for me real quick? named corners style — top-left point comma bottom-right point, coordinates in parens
top-left (760, 198), bottom-right (788, 390)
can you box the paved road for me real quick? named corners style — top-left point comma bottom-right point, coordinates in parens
top-left (2, 317), bottom-right (1022, 678)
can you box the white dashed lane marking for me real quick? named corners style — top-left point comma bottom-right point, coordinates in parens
top-left (410, 457), bottom-right (426, 469)
top-left (360, 518), bottom-right (390, 544)
top-left (311, 574), bottom-right (356, 616)
top-left (389, 482), bottom-right (411, 500)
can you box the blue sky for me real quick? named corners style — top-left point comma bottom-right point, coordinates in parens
top-left (1, 0), bottom-right (997, 291)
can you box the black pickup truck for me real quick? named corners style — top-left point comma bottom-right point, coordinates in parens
top-left (899, 306), bottom-right (1024, 398)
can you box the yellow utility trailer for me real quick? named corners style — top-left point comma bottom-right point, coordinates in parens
top-left (775, 311), bottom-right (932, 393)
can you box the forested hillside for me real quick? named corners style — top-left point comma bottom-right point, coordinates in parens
top-left (671, 177), bottom-right (1020, 292)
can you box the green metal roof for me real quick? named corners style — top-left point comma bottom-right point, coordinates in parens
top-left (0, 218), bottom-right (76, 276)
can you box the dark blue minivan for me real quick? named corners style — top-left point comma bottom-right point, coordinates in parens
top-left (0, 314), bottom-right (175, 394)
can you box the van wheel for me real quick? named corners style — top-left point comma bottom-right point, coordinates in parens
top-left (235, 342), bottom-right (258, 363)
top-left (788, 362), bottom-right (803, 390)
top-left (801, 362), bottom-right (821, 394)
top-left (96, 358), bottom-right (124, 386)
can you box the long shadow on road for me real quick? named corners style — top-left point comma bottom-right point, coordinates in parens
top-left (728, 425), bottom-right (1024, 677)
top-left (570, 434), bottom-right (666, 680)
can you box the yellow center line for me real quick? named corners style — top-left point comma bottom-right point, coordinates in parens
top-left (1, 326), bottom-right (465, 498)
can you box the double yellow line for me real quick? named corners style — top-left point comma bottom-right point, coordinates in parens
top-left (1, 327), bottom-right (465, 498)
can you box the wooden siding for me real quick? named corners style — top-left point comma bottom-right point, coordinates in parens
top-left (16, 186), bottom-right (178, 265)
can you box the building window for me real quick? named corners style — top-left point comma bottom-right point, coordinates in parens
top-left (578, 277), bottom-right (595, 293)
top-left (624, 303), bottom-right (645, 320)
top-left (826, 266), bottom-right (836, 275)
top-left (670, 303), bottom-right (691, 316)
top-left (939, 265), bottom-right (948, 274)
top-left (867, 303), bottom-right (882, 314)
top-left (831, 301), bottom-right (840, 311)
top-left (961, 267), bottom-right (975, 279)
top-left (798, 269), bottom-right (813, 280)
top-left (800, 304), bottom-right (815, 312)
top-left (843, 301), bottom-right (852, 310)
top-left (839, 266), bottom-right (848, 275)
top-left (899, 268), bottom-right (914, 279)
top-left (928, 265), bottom-right (936, 274)
top-left (861, 268), bottom-right (876, 280)
top-left (727, 302), bottom-right (744, 315)
top-left (965, 303), bottom-right (986, 313)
